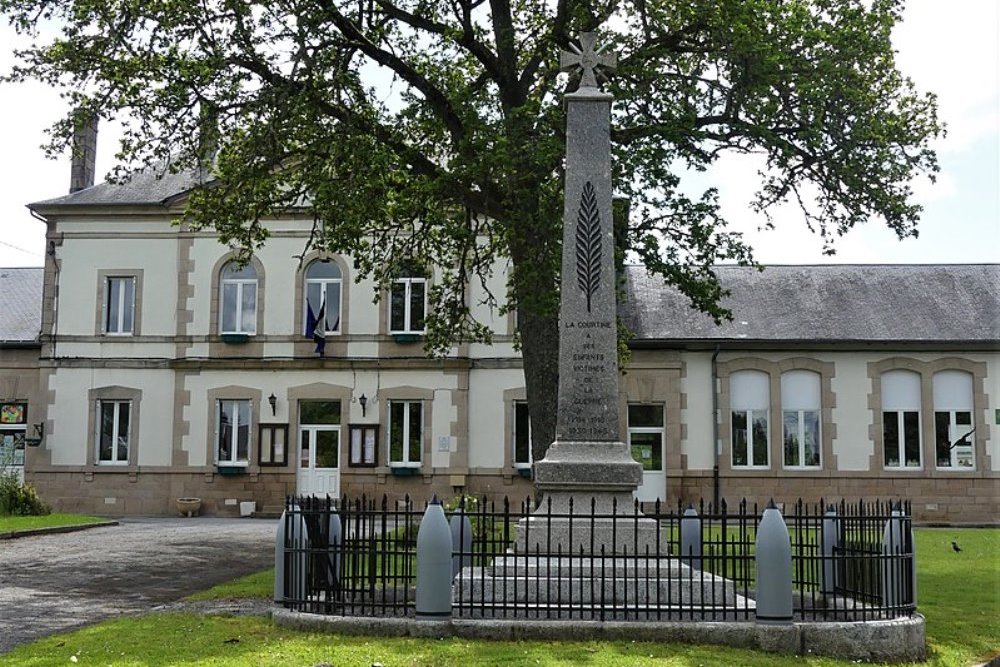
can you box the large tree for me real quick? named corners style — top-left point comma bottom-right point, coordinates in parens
top-left (3, 0), bottom-right (940, 462)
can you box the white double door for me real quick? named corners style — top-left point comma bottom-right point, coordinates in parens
top-left (296, 425), bottom-right (340, 497)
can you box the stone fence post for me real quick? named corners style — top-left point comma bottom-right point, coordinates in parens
top-left (416, 498), bottom-right (453, 620)
top-left (882, 503), bottom-right (916, 609)
top-left (274, 500), bottom-right (308, 605)
top-left (755, 500), bottom-right (792, 624)
top-left (680, 505), bottom-right (702, 568)
top-left (450, 505), bottom-right (473, 578)
top-left (821, 504), bottom-right (840, 596)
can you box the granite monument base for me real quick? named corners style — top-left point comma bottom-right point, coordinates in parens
top-left (519, 439), bottom-right (659, 554)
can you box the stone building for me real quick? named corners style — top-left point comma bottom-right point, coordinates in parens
top-left (8, 144), bottom-right (998, 523)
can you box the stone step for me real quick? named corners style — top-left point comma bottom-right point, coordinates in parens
top-left (454, 566), bottom-right (752, 607)
top-left (478, 555), bottom-right (698, 578)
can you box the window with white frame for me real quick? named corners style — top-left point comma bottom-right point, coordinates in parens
top-left (513, 401), bottom-right (531, 468)
top-left (781, 370), bottom-right (821, 468)
top-left (217, 399), bottom-right (251, 464)
top-left (731, 370), bottom-right (769, 468)
top-left (933, 370), bottom-right (975, 469)
top-left (304, 260), bottom-right (342, 334)
top-left (220, 261), bottom-right (257, 334)
top-left (105, 276), bottom-right (135, 335)
top-left (882, 370), bottom-right (921, 469)
top-left (388, 400), bottom-right (422, 466)
top-left (97, 400), bottom-right (131, 464)
top-left (628, 404), bottom-right (664, 471)
top-left (390, 268), bottom-right (426, 334)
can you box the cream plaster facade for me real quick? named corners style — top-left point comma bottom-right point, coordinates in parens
top-left (11, 200), bottom-right (998, 524)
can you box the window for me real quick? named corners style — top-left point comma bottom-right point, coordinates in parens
top-left (388, 400), bottom-right (422, 466)
top-left (105, 276), bottom-right (135, 335)
top-left (217, 399), bottom-right (251, 464)
top-left (933, 371), bottom-right (975, 469)
top-left (390, 268), bottom-right (426, 334)
top-left (513, 401), bottom-right (532, 468)
top-left (882, 370), bottom-right (921, 469)
top-left (628, 404), bottom-right (664, 471)
top-left (97, 400), bottom-right (130, 464)
top-left (258, 423), bottom-right (288, 466)
top-left (731, 371), bottom-right (769, 467)
top-left (349, 424), bottom-right (378, 467)
top-left (0, 402), bottom-right (28, 470)
top-left (220, 261), bottom-right (257, 334)
top-left (304, 260), bottom-right (342, 335)
top-left (781, 371), bottom-right (821, 468)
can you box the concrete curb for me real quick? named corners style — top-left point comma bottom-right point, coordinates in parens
top-left (272, 607), bottom-right (926, 663)
top-left (0, 520), bottom-right (118, 540)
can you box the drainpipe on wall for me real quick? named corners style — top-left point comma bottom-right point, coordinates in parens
top-left (711, 344), bottom-right (721, 511)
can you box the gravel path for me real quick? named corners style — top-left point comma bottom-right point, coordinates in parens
top-left (0, 517), bottom-right (277, 654)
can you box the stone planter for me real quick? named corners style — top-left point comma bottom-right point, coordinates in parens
top-left (176, 497), bottom-right (202, 517)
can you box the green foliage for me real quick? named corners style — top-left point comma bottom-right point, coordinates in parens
top-left (0, 512), bottom-right (104, 533)
top-left (0, 472), bottom-right (51, 517)
top-left (1, 0), bottom-right (941, 334)
top-left (2, 0), bottom-right (942, 456)
top-left (185, 569), bottom-right (275, 601)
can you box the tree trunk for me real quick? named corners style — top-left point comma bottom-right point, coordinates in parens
top-left (518, 304), bottom-right (559, 468)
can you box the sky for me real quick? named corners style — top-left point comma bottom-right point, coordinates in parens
top-left (0, 0), bottom-right (996, 268)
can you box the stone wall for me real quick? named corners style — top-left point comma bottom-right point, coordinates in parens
top-left (28, 470), bottom-right (295, 516)
top-left (674, 473), bottom-right (999, 525)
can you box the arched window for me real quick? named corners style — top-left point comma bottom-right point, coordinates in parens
top-left (731, 370), bottom-right (769, 468)
top-left (933, 370), bottom-right (974, 469)
top-left (781, 370), bottom-right (821, 468)
top-left (304, 260), bottom-right (342, 335)
top-left (220, 261), bottom-right (257, 334)
top-left (881, 370), bottom-right (921, 469)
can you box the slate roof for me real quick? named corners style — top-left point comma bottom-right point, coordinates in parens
top-left (622, 264), bottom-right (1000, 344)
top-left (0, 268), bottom-right (43, 343)
top-left (30, 167), bottom-right (199, 208)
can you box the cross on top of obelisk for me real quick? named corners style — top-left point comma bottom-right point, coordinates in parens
top-left (560, 32), bottom-right (617, 90)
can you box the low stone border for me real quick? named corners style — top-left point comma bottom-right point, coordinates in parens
top-left (273, 608), bottom-right (925, 663)
top-left (0, 520), bottom-right (118, 540)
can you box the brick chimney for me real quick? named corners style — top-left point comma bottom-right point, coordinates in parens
top-left (69, 115), bottom-right (98, 193)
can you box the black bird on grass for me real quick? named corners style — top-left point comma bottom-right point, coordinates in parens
top-left (951, 540), bottom-right (962, 553)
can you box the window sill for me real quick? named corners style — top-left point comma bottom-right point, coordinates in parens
top-left (219, 333), bottom-right (251, 344)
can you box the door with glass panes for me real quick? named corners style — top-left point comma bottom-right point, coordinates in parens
top-left (296, 400), bottom-right (341, 497)
top-left (629, 404), bottom-right (666, 502)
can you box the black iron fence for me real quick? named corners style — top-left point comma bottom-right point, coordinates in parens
top-left (277, 495), bottom-right (915, 622)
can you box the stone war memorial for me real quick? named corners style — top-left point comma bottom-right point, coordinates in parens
top-left (524, 32), bottom-right (659, 554)
top-left (273, 33), bottom-right (925, 663)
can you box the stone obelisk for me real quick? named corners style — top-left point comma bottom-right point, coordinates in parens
top-left (524, 34), bottom-right (656, 552)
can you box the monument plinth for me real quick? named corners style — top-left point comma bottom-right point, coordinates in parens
top-left (522, 34), bottom-right (656, 551)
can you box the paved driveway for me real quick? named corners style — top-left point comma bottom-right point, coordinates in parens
top-left (0, 517), bottom-right (277, 654)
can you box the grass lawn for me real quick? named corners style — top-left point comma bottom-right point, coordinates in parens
top-left (3, 528), bottom-right (997, 666)
top-left (0, 513), bottom-right (109, 534)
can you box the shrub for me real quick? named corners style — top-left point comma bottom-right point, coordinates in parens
top-left (0, 472), bottom-right (51, 516)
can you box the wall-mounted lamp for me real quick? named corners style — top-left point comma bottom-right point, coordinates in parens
top-left (358, 394), bottom-right (368, 417)
top-left (33, 423), bottom-right (45, 438)
top-left (267, 393), bottom-right (277, 416)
